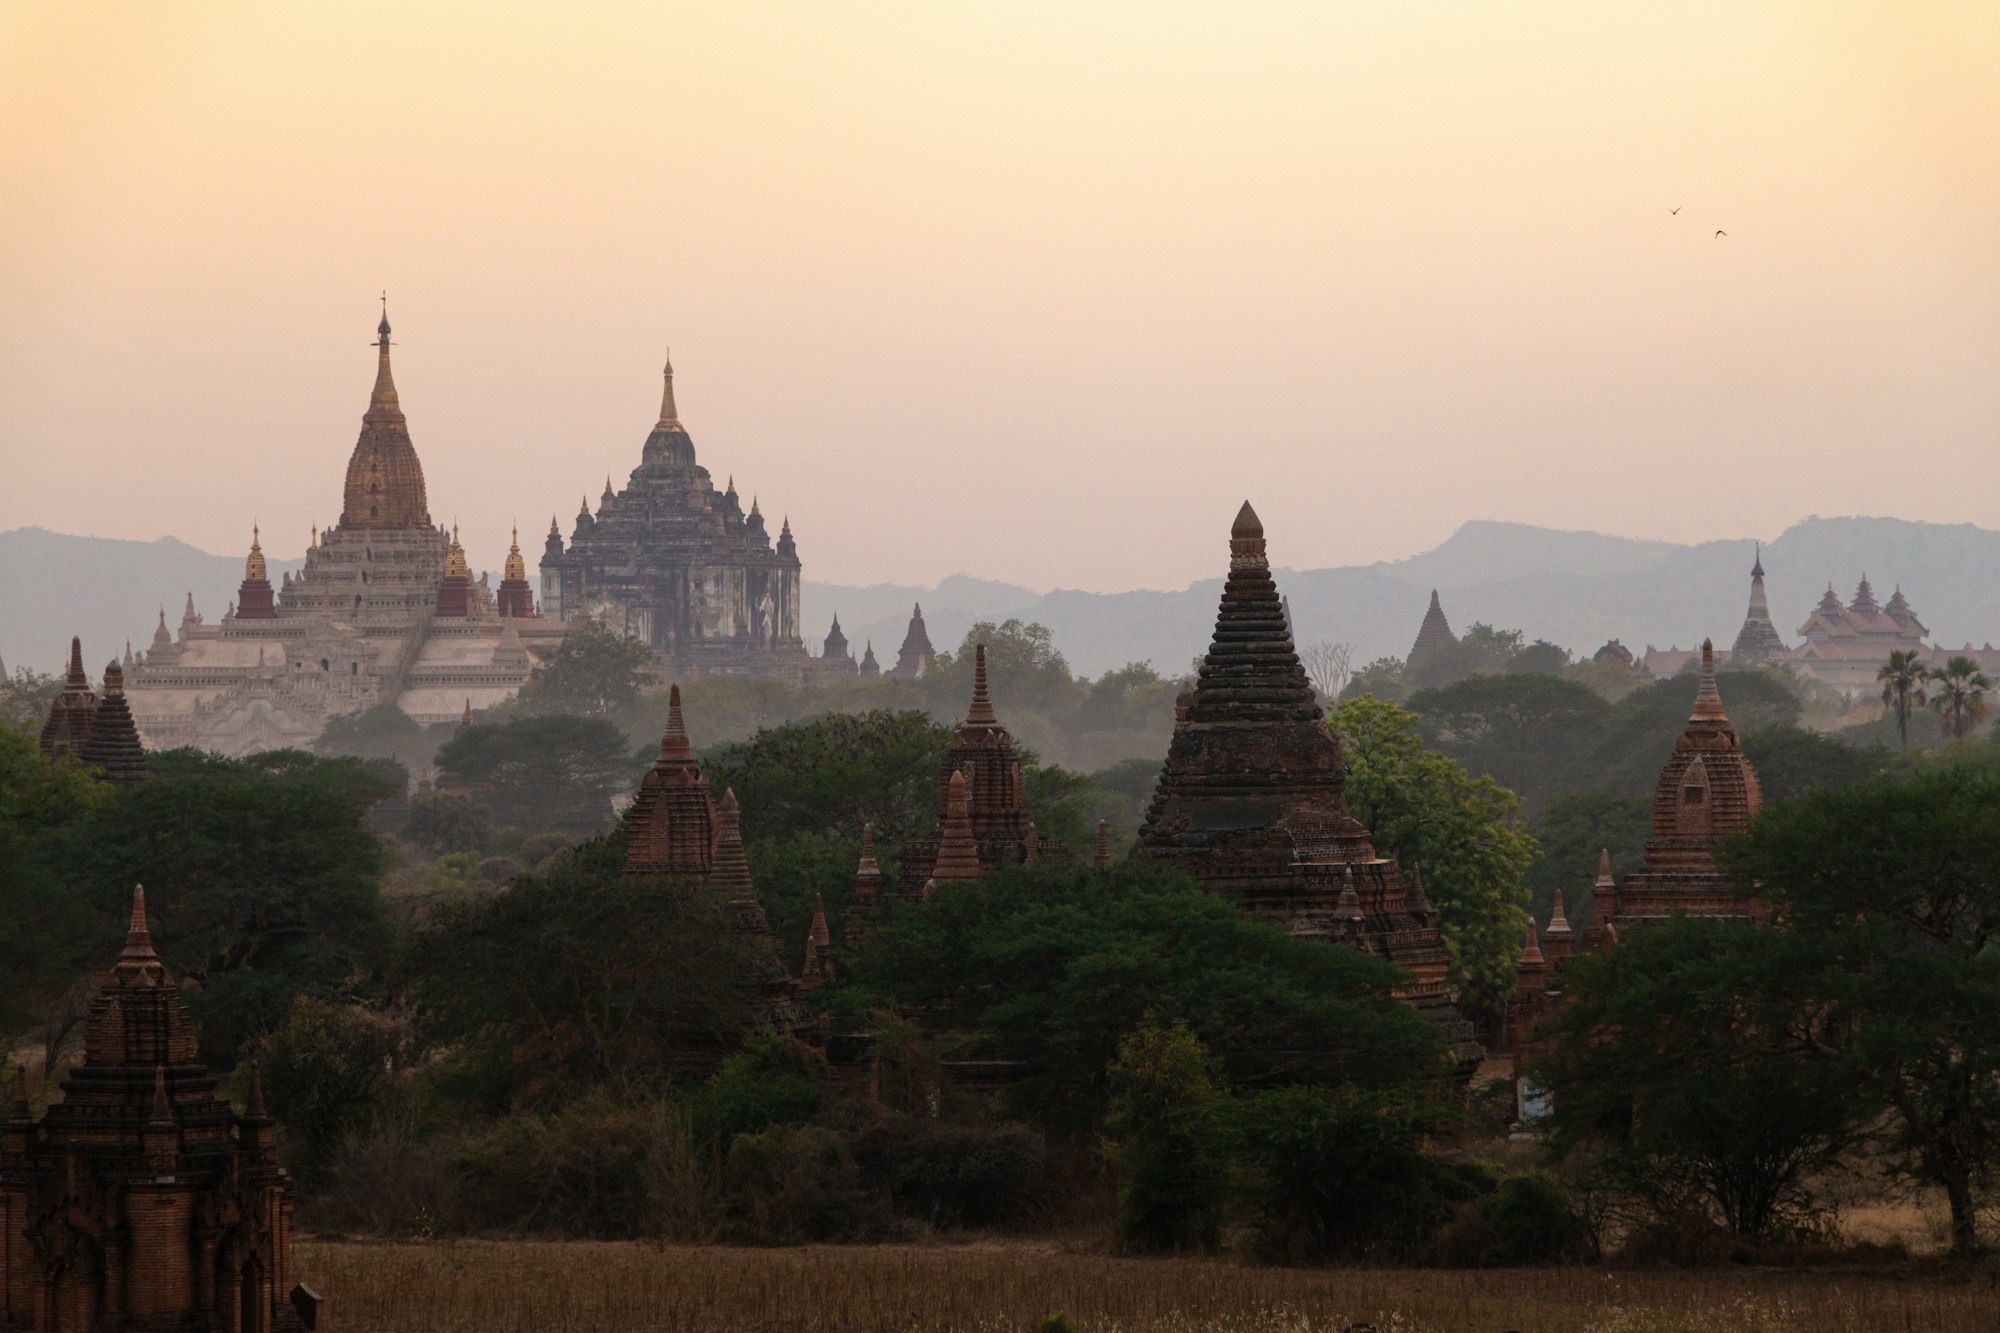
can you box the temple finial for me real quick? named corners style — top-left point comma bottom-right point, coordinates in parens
top-left (660, 684), bottom-right (691, 758)
top-left (966, 643), bottom-right (998, 726)
top-left (1690, 638), bottom-right (1728, 722)
top-left (658, 351), bottom-right (681, 428)
top-left (1229, 501), bottom-right (1267, 571)
top-left (121, 883), bottom-right (159, 963)
top-left (368, 297), bottom-right (399, 414)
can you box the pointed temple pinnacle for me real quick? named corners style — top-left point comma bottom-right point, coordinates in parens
top-left (1595, 848), bottom-right (1614, 887)
top-left (122, 884), bottom-right (159, 962)
top-left (368, 301), bottom-right (400, 415)
top-left (1546, 889), bottom-right (1572, 936)
top-left (1751, 542), bottom-right (1764, 578)
top-left (1093, 819), bottom-right (1112, 871)
top-left (1229, 500), bottom-right (1268, 571)
top-left (66, 635), bottom-right (87, 687)
top-left (661, 684), bottom-right (691, 758)
top-left (1690, 638), bottom-right (1728, 722)
top-left (1521, 920), bottom-right (1546, 966)
top-left (658, 351), bottom-right (681, 428)
top-left (810, 893), bottom-right (831, 948)
top-left (966, 643), bottom-right (998, 726)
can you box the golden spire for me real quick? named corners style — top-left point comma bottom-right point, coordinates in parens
top-left (658, 349), bottom-right (681, 428)
top-left (504, 525), bottom-right (526, 581)
top-left (444, 524), bottom-right (469, 579)
top-left (245, 524), bottom-right (266, 581)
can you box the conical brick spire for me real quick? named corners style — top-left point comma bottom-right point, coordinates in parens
top-left (1689, 639), bottom-right (1727, 721)
top-left (931, 770), bottom-right (982, 880)
top-left (1410, 589), bottom-right (1455, 662)
top-left (65, 635), bottom-right (86, 687)
top-left (966, 643), bottom-right (998, 726)
top-left (709, 788), bottom-right (755, 895)
top-left (1093, 819), bottom-right (1112, 871)
top-left (661, 684), bottom-right (692, 758)
top-left (1406, 860), bottom-right (1434, 919)
top-left (1520, 920), bottom-right (1546, 968)
top-left (40, 636), bottom-right (100, 756)
top-left (122, 883), bottom-right (160, 964)
top-left (1546, 890), bottom-right (1572, 938)
top-left (80, 660), bottom-right (149, 785)
top-left (809, 893), bottom-right (831, 949)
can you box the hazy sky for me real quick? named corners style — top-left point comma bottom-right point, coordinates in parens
top-left (3, 2), bottom-right (1996, 593)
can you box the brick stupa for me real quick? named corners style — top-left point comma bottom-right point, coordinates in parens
top-left (1138, 502), bottom-right (1471, 1053)
top-left (898, 644), bottom-right (1067, 890)
top-left (1408, 589), bottom-right (1455, 663)
top-left (78, 660), bottom-right (151, 786)
top-left (623, 685), bottom-right (717, 879)
top-left (2, 886), bottom-right (313, 1331)
top-left (1584, 639), bottom-right (1765, 946)
top-left (38, 637), bottom-right (98, 757)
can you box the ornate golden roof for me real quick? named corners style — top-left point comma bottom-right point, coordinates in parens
top-left (504, 525), bottom-right (526, 581)
top-left (245, 524), bottom-right (267, 581)
top-left (444, 525), bottom-right (469, 579)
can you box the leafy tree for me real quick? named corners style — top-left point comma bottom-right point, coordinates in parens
top-left (1549, 670), bottom-right (1802, 800)
top-left (0, 666), bottom-right (60, 731)
top-left (1408, 674), bottom-right (1609, 813)
top-left (1878, 650), bottom-right (1931, 750)
top-left (1103, 1020), bottom-right (1233, 1253)
top-left (844, 858), bottom-right (1444, 1140)
top-left (402, 792), bottom-right (493, 856)
top-left (1340, 656), bottom-right (1408, 703)
top-left (1929, 655), bottom-right (1993, 740)
top-left (1739, 725), bottom-right (1886, 803)
top-left (1327, 696), bottom-right (1539, 1020)
top-left (702, 710), bottom-right (948, 847)
top-left (1531, 919), bottom-right (1858, 1242)
top-left (258, 994), bottom-right (409, 1187)
top-left (515, 617), bottom-right (656, 717)
top-left (1522, 790), bottom-right (1649, 927)
top-left (0, 725), bottom-right (109, 1044)
top-left (927, 619), bottom-right (1084, 718)
top-left (1721, 766), bottom-right (2000, 1255)
top-left (1086, 756), bottom-right (1164, 846)
top-left (1505, 640), bottom-right (1572, 677)
top-left (407, 844), bottom-right (762, 1097)
top-left (434, 714), bottom-right (631, 830)
top-left (1236, 1082), bottom-right (1471, 1261)
top-left (313, 700), bottom-right (440, 769)
top-left (1407, 623), bottom-right (1526, 691)
top-left (53, 748), bottom-right (396, 1058)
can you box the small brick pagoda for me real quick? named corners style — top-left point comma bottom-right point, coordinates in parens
top-left (1, 887), bottom-right (314, 1332)
top-left (1408, 589), bottom-right (1455, 663)
top-left (1583, 639), bottom-right (1765, 946)
top-left (1138, 503), bottom-right (1471, 1054)
top-left (37, 638), bottom-right (98, 758)
top-left (898, 644), bottom-right (1067, 891)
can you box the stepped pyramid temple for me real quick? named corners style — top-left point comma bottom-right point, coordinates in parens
top-left (888, 604), bottom-right (935, 678)
top-left (1139, 503), bottom-right (1475, 1061)
top-left (122, 309), bottom-right (562, 754)
top-left (1727, 546), bottom-right (1789, 665)
top-left (538, 355), bottom-right (815, 679)
top-left (897, 644), bottom-right (1069, 892)
top-left (1408, 590), bottom-right (1455, 663)
top-left (2, 886), bottom-right (318, 1331)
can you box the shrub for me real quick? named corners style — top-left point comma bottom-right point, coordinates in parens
top-left (853, 1116), bottom-right (1049, 1230)
top-left (1103, 1021), bottom-right (1233, 1254)
top-left (1430, 1169), bottom-right (1590, 1267)
top-left (684, 1036), bottom-right (833, 1163)
top-left (723, 1124), bottom-right (878, 1243)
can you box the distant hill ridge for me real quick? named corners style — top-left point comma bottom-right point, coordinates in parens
top-left (5, 517), bottom-right (1996, 679)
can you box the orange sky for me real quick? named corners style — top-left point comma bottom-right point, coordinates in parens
top-left (2, 2), bottom-right (1996, 591)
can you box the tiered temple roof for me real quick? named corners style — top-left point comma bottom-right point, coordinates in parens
top-left (497, 526), bottom-right (535, 618)
top-left (537, 354), bottom-right (807, 675)
top-left (1138, 503), bottom-right (1469, 1051)
top-left (2, 885), bottom-right (309, 1329)
top-left (898, 644), bottom-right (1068, 889)
top-left (341, 309), bottom-right (431, 530)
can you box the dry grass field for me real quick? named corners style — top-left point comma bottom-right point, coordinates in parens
top-left (301, 1238), bottom-right (1999, 1333)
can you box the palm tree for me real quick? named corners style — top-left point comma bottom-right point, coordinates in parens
top-left (1877, 650), bottom-right (1931, 749)
top-left (1928, 656), bottom-right (1993, 740)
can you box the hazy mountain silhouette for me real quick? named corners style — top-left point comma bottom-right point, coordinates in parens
top-left (6, 518), bottom-right (1996, 680)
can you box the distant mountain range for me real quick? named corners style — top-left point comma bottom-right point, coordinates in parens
top-left (6, 517), bottom-right (1997, 680)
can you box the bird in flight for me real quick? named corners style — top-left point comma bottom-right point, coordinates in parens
top-left (1714, 229), bottom-right (1728, 237)
top-left (1670, 206), bottom-right (1682, 215)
